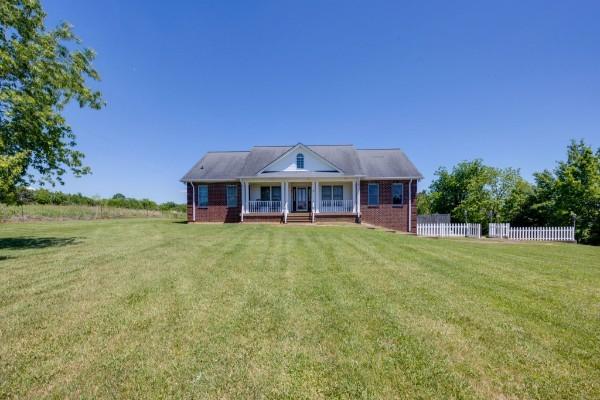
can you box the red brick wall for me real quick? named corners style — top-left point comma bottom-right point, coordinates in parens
top-left (187, 182), bottom-right (241, 223)
top-left (244, 214), bottom-right (283, 223)
top-left (359, 180), bottom-right (417, 232)
top-left (316, 214), bottom-right (357, 224)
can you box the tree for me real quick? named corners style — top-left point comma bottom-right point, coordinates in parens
top-left (0, 0), bottom-right (103, 193)
top-left (416, 191), bottom-right (432, 215)
top-left (426, 160), bottom-right (531, 229)
top-left (112, 193), bottom-right (126, 200)
top-left (0, 139), bottom-right (27, 202)
top-left (552, 140), bottom-right (599, 243)
top-left (428, 160), bottom-right (494, 223)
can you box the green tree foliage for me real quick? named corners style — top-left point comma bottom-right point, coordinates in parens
top-left (0, 0), bottom-right (103, 191)
top-left (4, 186), bottom-right (185, 212)
top-left (423, 140), bottom-right (599, 244)
top-left (514, 140), bottom-right (599, 244)
top-left (426, 160), bottom-right (531, 226)
top-left (416, 191), bottom-right (432, 215)
top-left (0, 138), bottom-right (27, 202)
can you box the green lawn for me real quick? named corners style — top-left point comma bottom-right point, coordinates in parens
top-left (1, 219), bottom-right (599, 399)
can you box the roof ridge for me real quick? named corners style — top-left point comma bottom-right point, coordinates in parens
top-left (307, 144), bottom-right (354, 147)
top-left (205, 150), bottom-right (250, 153)
top-left (357, 148), bottom-right (403, 151)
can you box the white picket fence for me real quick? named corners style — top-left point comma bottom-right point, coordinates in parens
top-left (417, 223), bottom-right (481, 238)
top-left (489, 223), bottom-right (510, 238)
top-left (489, 223), bottom-right (575, 241)
top-left (509, 226), bottom-right (575, 241)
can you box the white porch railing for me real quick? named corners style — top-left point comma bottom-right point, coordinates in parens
top-left (417, 223), bottom-right (481, 238)
top-left (248, 201), bottom-right (281, 213)
top-left (320, 199), bottom-right (353, 213)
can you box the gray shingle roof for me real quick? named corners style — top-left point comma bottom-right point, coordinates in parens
top-left (356, 149), bottom-right (423, 178)
top-left (181, 144), bottom-right (422, 181)
top-left (180, 151), bottom-right (249, 181)
top-left (241, 146), bottom-right (290, 175)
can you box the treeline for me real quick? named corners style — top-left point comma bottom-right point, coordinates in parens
top-left (3, 188), bottom-right (186, 213)
top-left (418, 140), bottom-right (600, 245)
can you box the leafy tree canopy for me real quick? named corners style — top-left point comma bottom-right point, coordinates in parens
top-left (421, 140), bottom-right (599, 244)
top-left (0, 0), bottom-right (103, 198)
top-left (426, 159), bottom-right (531, 225)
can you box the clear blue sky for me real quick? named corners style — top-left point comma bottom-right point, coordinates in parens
top-left (44, 0), bottom-right (599, 203)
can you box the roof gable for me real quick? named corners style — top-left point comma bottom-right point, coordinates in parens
top-left (258, 143), bottom-right (341, 175)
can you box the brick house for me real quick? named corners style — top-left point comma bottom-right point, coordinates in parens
top-left (181, 143), bottom-right (422, 232)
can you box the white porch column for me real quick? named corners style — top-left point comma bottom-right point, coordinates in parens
top-left (315, 181), bottom-right (320, 213)
top-left (283, 181), bottom-right (288, 222)
top-left (311, 180), bottom-right (316, 222)
top-left (356, 180), bottom-right (361, 217)
top-left (352, 179), bottom-right (356, 213)
top-left (240, 180), bottom-right (244, 221)
top-left (280, 181), bottom-right (284, 213)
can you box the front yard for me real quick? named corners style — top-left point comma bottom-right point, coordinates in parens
top-left (1, 219), bottom-right (599, 398)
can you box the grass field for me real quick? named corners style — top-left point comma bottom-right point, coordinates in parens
top-left (0, 204), bottom-right (185, 222)
top-left (1, 219), bottom-right (599, 399)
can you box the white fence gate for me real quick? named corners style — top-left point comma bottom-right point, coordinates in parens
top-left (490, 223), bottom-right (575, 242)
top-left (489, 223), bottom-right (510, 238)
top-left (417, 223), bottom-right (481, 239)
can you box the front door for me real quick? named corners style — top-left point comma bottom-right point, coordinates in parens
top-left (296, 187), bottom-right (308, 211)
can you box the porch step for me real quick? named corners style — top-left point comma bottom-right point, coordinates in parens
top-left (286, 213), bottom-right (312, 223)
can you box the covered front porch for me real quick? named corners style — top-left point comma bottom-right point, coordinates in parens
top-left (240, 179), bottom-right (360, 222)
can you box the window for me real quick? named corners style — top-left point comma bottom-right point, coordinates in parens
top-left (368, 183), bottom-right (379, 206)
top-left (260, 186), bottom-right (282, 202)
top-left (296, 153), bottom-right (304, 169)
top-left (321, 185), bottom-right (344, 200)
top-left (226, 185), bottom-right (237, 207)
top-left (392, 183), bottom-right (403, 205)
top-left (260, 186), bottom-right (271, 201)
top-left (271, 186), bottom-right (281, 202)
top-left (321, 185), bottom-right (332, 200)
top-left (198, 185), bottom-right (208, 207)
top-left (332, 185), bottom-right (343, 200)
top-left (322, 185), bottom-right (343, 200)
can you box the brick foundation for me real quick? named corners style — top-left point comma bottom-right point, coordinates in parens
top-left (243, 214), bottom-right (283, 223)
top-left (315, 214), bottom-right (357, 224)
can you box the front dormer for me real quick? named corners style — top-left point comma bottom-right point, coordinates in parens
top-left (260, 144), bottom-right (340, 174)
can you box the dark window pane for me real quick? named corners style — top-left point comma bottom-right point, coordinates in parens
top-left (198, 185), bottom-right (208, 207)
top-left (271, 186), bottom-right (281, 202)
top-left (260, 186), bottom-right (271, 201)
top-left (392, 183), bottom-right (403, 205)
top-left (296, 153), bottom-right (304, 169)
top-left (227, 185), bottom-right (237, 207)
top-left (368, 183), bottom-right (379, 205)
top-left (333, 186), bottom-right (343, 200)
top-left (321, 185), bottom-right (332, 201)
